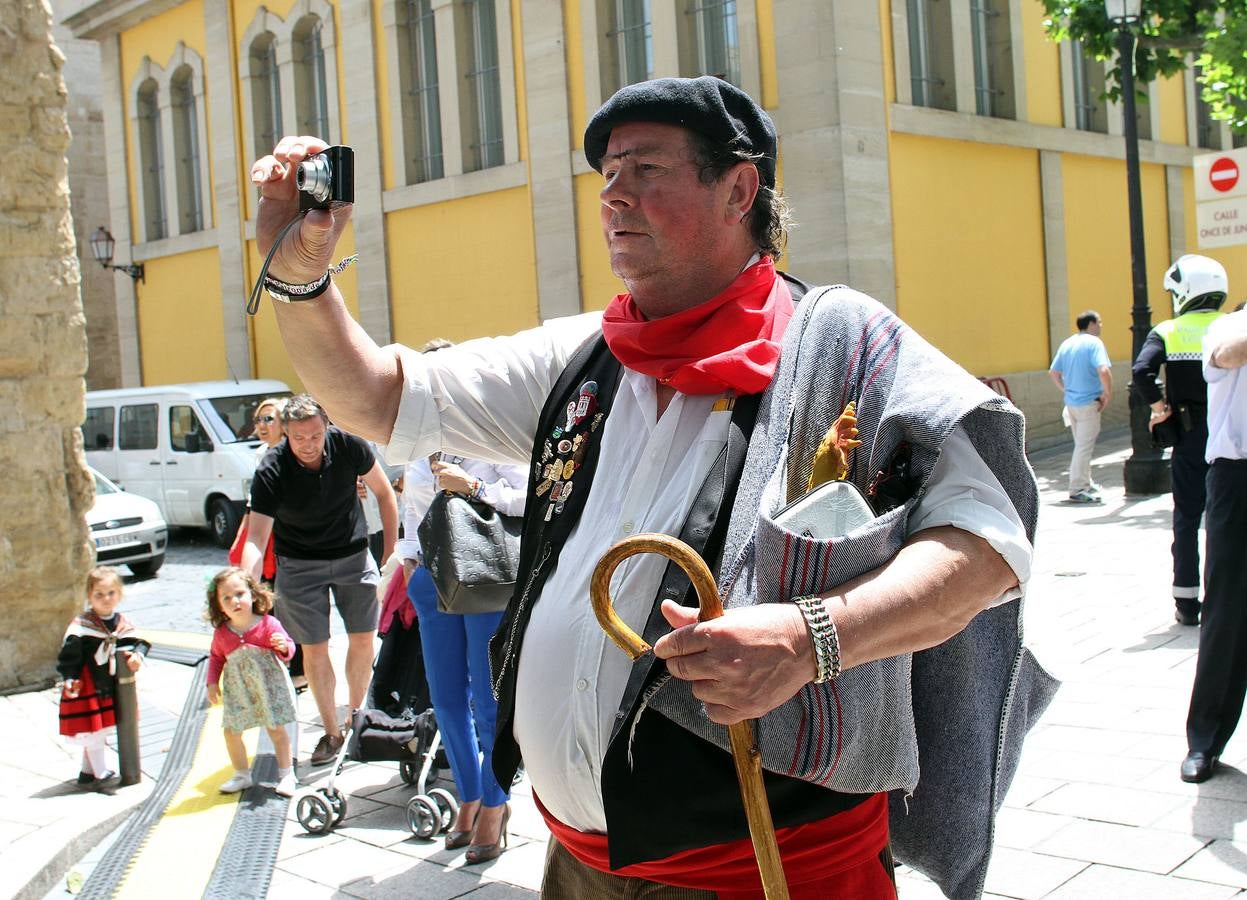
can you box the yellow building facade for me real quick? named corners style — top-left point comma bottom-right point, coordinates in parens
top-left (65, 0), bottom-right (1247, 445)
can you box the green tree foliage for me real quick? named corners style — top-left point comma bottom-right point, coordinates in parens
top-left (1041, 1), bottom-right (1247, 130)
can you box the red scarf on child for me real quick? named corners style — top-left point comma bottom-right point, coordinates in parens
top-left (601, 257), bottom-right (793, 396)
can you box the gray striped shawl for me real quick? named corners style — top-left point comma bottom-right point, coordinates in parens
top-left (644, 286), bottom-right (1058, 899)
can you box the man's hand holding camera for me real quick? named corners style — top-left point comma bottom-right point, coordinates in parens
top-left (251, 135), bottom-right (353, 285)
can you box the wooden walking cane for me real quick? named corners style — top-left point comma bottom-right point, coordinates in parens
top-left (590, 533), bottom-right (791, 900)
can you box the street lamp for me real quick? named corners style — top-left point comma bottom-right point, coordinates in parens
top-left (1107, 0), bottom-right (1170, 494)
top-left (88, 226), bottom-right (145, 283)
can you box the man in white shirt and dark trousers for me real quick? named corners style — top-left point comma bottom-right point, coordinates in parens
top-left (1182, 309), bottom-right (1247, 783)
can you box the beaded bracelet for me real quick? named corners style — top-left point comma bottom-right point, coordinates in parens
top-left (264, 271), bottom-right (331, 303)
top-left (792, 595), bottom-right (842, 684)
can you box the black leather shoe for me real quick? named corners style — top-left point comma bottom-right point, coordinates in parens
top-left (1181, 751), bottom-right (1217, 783)
top-left (1175, 602), bottom-right (1201, 627)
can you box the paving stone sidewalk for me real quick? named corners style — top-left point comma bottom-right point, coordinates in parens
top-left (8, 427), bottom-right (1247, 899)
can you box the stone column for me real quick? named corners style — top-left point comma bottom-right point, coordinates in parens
top-left (204, 1), bottom-right (254, 378)
top-left (521, 0), bottom-right (581, 319)
top-left (0, 0), bottom-right (95, 689)
top-left (774, 1), bottom-right (897, 305)
top-left (338, 0), bottom-right (392, 343)
top-left (1041, 150), bottom-right (1069, 360)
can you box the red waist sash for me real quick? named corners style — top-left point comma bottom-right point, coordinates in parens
top-left (535, 790), bottom-right (891, 899)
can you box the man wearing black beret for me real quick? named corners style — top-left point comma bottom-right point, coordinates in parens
top-left (252, 76), bottom-right (1050, 899)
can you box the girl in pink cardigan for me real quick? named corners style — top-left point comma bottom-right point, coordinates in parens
top-left (206, 567), bottom-right (298, 796)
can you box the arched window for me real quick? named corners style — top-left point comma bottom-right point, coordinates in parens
top-left (250, 32), bottom-right (283, 158)
top-left (399, 0), bottom-right (443, 182)
top-left (461, 0), bottom-right (503, 172)
top-left (136, 78), bottom-right (166, 241)
top-left (170, 65), bottom-right (203, 233)
top-left (679, 0), bottom-right (739, 85)
top-left (599, 0), bottom-right (652, 97)
top-left (293, 15), bottom-right (331, 138)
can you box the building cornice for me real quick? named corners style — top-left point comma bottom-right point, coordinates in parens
top-left (62, 0), bottom-right (188, 40)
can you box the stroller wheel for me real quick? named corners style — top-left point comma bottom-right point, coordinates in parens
top-left (406, 795), bottom-right (440, 840)
top-left (297, 793), bottom-right (335, 834)
top-left (428, 787), bottom-right (458, 832)
top-left (399, 760), bottom-right (419, 785)
top-left (324, 787), bottom-right (348, 824)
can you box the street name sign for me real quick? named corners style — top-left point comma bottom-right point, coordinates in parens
top-left (1195, 148), bottom-right (1247, 247)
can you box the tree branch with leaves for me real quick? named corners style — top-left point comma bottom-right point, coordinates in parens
top-left (1041, 1), bottom-right (1247, 131)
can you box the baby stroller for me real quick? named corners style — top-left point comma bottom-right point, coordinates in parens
top-left (294, 600), bottom-right (460, 840)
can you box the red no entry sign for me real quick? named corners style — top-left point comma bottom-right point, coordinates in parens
top-left (1211, 156), bottom-right (1239, 193)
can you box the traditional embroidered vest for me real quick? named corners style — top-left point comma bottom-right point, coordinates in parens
top-left (491, 283), bottom-right (1056, 899)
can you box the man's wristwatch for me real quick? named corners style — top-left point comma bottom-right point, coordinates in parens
top-left (265, 271), bottom-right (331, 303)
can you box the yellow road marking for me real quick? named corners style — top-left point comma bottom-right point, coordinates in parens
top-left (113, 703), bottom-right (255, 897)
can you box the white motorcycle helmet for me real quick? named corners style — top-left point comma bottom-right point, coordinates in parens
top-left (1163, 254), bottom-right (1228, 316)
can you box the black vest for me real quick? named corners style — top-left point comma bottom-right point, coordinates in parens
top-left (488, 275), bottom-right (867, 868)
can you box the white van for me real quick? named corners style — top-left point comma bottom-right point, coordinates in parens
top-left (83, 380), bottom-right (291, 547)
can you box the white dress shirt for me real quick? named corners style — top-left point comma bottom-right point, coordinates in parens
top-left (386, 312), bottom-right (1032, 832)
top-left (1203, 310), bottom-right (1247, 463)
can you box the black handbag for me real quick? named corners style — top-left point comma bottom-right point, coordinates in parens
top-left (417, 491), bottom-right (522, 615)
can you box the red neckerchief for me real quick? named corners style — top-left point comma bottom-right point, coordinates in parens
top-left (601, 257), bottom-right (794, 396)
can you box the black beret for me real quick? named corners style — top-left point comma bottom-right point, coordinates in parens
top-left (584, 76), bottom-right (777, 189)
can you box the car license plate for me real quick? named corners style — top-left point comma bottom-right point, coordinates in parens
top-left (95, 534), bottom-right (134, 548)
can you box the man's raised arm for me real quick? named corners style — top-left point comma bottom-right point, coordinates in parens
top-left (251, 135), bottom-right (402, 442)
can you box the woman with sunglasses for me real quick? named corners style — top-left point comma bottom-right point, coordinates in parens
top-left (252, 398), bottom-right (287, 452)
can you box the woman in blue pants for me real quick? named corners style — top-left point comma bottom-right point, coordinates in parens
top-left (399, 449), bottom-right (527, 864)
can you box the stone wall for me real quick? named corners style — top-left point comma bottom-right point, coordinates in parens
top-left (52, 2), bottom-right (118, 390)
top-left (0, 0), bottom-right (94, 690)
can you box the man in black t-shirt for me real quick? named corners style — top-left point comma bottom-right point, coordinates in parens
top-left (245, 394), bottom-right (398, 765)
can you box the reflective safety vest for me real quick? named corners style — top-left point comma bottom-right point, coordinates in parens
top-left (1156, 310), bottom-right (1225, 362)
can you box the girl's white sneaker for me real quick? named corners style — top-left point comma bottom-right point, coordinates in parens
top-left (274, 772), bottom-right (297, 797)
top-left (219, 772), bottom-right (253, 793)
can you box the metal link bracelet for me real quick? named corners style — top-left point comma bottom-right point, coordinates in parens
top-left (792, 595), bottom-right (842, 684)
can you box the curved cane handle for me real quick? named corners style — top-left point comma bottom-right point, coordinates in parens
top-left (590, 533), bottom-right (723, 660)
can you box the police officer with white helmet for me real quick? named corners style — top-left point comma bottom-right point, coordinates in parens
top-left (1132, 254), bottom-right (1228, 626)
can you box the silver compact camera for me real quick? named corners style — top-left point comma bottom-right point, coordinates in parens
top-left (296, 145), bottom-right (354, 211)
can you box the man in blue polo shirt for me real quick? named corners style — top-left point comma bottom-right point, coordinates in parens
top-left (1050, 310), bottom-right (1113, 503)
top-left (245, 394), bottom-right (398, 765)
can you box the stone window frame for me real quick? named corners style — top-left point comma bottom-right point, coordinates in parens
top-left (676, 0), bottom-right (740, 85)
top-left (290, 10), bottom-right (334, 138)
top-left (169, 63), bottom-right (205, 234)
top-left (1061, 38), bottom-right (1109, 134)
top-left (895, 0), bottom-right (956, 111)
top-left (384, 0), bottom-right (445, 185)
top-left (239, 10), bottom-right (286, 163)
top-left (129, 44), bottom-right (211, 246)
top-left (891, 0), bottom-right (1026, 121)
top-left (577, 0), bottom-right (763, 127)
top-left (379, 0), bottom-right (522, 211)
top-left (1186, 62), bottom-right (1231, 151)
top-left (131, 64), bottom-right (167, 244)
top-left (239, 1), bottom-right (342, 162)
top-left (596, 0), bottom-right (654, 99)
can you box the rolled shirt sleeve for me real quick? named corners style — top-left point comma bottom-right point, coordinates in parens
top-left (906, 425), bottom-right (1032, 608)
top-left (385, 313), bottom-right (604, 467)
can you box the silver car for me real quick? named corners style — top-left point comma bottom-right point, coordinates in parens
top-left (88, 467), bottom-right (169, 577)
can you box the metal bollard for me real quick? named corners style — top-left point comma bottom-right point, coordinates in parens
top-left (113, 649), bottom-right (142, 786)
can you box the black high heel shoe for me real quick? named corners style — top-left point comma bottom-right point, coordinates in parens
top-left (464, 805), bottom-right (510, 864)
top-left (444, 828), bottom-right (474, 851)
